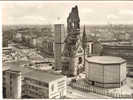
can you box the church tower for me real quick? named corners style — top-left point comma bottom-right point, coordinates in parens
top-left (62, 5), bottom-right (84, 76)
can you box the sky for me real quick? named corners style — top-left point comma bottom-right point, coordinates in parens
top-left (2, 1), bottom-right (133, 25)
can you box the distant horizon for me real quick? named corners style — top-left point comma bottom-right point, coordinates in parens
top-left (2, 23), bottom-right (133, 26)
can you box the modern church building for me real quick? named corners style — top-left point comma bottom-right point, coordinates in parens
top-left (85, 56), bottom-right (127, 88)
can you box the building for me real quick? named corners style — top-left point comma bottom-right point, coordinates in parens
top-left (85, 56), bottom-right (127, 88)
top-left (86, 35), bottom-right (103, 57)
top-left (87, 41), bottom-right (93, 55)
top-left (14, 31), bottom-right (23, 43)
top-left (42, 37), bottom-right (54, 57)
top-left (101, 42), bottom-right (133, 76)
top-left (62, 6), bottom-right (84, 76)
top-left (23, 70), bottom-right (67, 99)
top-left (3, 62), bottom-right (30, 98)
top-left (3, 61), bottom-right (67, 99)
top-left (54, 24), bottom-right (65, 70)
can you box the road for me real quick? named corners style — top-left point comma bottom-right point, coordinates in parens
top-left (66, 86), bottom-right (112, 99)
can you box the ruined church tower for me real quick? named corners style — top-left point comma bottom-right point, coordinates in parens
top-left (62, 6), bottom-right (84, 76)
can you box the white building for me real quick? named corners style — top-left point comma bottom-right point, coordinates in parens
top-left (85, 56), bottom-right (127, 88)
top-left (3, 61), bottom-right (67, 99)
top-left (14, 32), bottom-right (22, 42)
top-left (23, 70), bottom-right (67, 98)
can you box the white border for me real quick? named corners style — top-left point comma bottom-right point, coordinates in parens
top-left (0, 1), bottom-right (133, 100)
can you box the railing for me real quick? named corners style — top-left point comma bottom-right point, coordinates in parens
top-left (70, 82), bottom-right (133, 99)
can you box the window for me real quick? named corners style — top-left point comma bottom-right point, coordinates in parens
top-left (64, 65), bottom-right (69, 71)
top-left (121, 81), bottom-right (123, 86)
top-left (42, 82), bottom-right (49, 87)
top-left (58, 80), bottom-right (65, 84)
top-left (3, 71), bottom-right (6, 75)
top-left (78, 57), bottom-right (82, 64)
top-left (92, 81), bottom-right (95, 85)
top-left (78, 48), bottom-right (82, 53)
top-left (51, 84), bottom-right (54, 92)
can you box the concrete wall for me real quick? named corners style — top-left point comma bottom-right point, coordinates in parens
top-left (120, 63), bottom-right (127, 82)
top-left (85, 61), bottom-right (127, 88)
top-left (86, 62), bottom-right (104, 83)
top-left (49, 76), bottom-right (66, 99)
top-left (104, 64), bottom-right (120, 83)
top-left (12, 72), bottom-right (22, 98)
top-left (4, 71), bottom-right (22, 98)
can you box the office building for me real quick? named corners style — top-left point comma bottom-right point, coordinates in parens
top-left (3, 61), bottom-right (67, 99)
top-left (54, 24), bottom-right (65, 70)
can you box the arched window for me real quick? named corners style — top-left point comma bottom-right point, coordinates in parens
top-left (78, 57), bottom-right (82, 64)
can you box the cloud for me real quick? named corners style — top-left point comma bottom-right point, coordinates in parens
top-left (107, 14), bottom-right (118, 19)
top-left (23, 16), bottom-right (46, 21)
top-left (3, 2), bottom-right (133, 25)
top-left (119, 9), bottom-right (133, 15)
top-left (81, 9), bottom-right (93, 13)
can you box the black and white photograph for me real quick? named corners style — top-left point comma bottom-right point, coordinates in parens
top-left (2, 1), bottom-right (133, 99)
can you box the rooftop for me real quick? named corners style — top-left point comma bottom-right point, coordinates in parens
top-left (102, 42), bottom-right (133, 47)
top-left (86, 56), bottom-right (126, 64)
top-left (3, 61), bottom-right (32, 74)
top-left (3, 47), bottom-right (13, 51)
top-left (3, 60), bottom-right (64, 83)
top-left (24, 70), bottom-right (65, 83)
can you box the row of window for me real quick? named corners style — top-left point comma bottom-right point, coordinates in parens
top-left (23, 84), bottom-right (41, 91)
top-left (25, 90), bottom-right (46, 98)
top-left (58, 86), bottom-right (65, 90)
top-left (57, 80), bottom-right (65, 91)
top-left (22, 84), bottom-right (48, 96)
top-left (3, 71), bottom-right (6, 75)
top-left (22, 89), bottom-right (48, 97)
top-left (50, 91), bottom-right (60, 98)
top-left (57, 82), bottom-right (65, 87)
top-left (51, 95), bottom-right (59, 99)
top-left (63, 65), bottom-right (69, 71)
top-left (3, 77), bottom-right (5, 81)
top-left (24, 78), bottom-right (49, 87)
top-left (57, 80), bottom-right (65, 85)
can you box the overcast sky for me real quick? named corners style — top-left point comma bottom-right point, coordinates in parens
top-left (2, 2), bottom-right (133, 25)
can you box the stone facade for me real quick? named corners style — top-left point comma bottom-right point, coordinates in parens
top-left (62, 6), bottom-right (84, 76)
